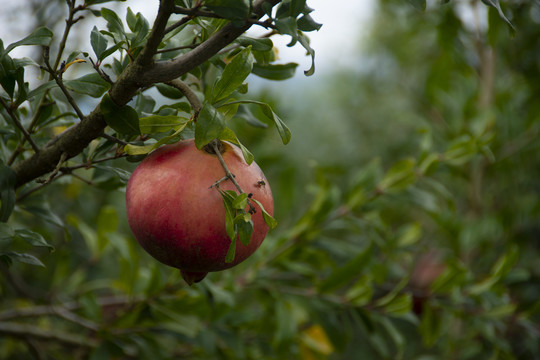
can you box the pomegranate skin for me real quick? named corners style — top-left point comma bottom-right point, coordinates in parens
top-left (125, 139), bottom-right (273, 273)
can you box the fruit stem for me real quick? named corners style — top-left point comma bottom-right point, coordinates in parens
top-left (210, 139), bottom-right (256, 214)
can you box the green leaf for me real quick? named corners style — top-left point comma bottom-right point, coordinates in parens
top-left (232, 193), bottom-right (249, 210)
top-left (297, 14), bottom-right (322, 32)
top-left (235, 105), bottom-right (267, 128)
top-left (5, 27), bottom-right (53, 54)
top-left (319, 244), bottom-right (372, 293)
top-left (101, 8), bottom-right (125, 38)
top-left (252, 63), bottom-right (298, 80)
top-left (219, 189), bottom-right (238, 262)
top-left (218, 128), bottom-right (254, 165)
top-left (406, 0), bottom-right (426, 11)
top-left (124, 123), bottom-right (187, 155)
top-left (297, 32), bottom-right (316, 76)
top-left (139, 115), bottom-right (190, 134)
top-left (443, 135), bottom-right (477, 166)
top-left (222, 100), bottom-right (290, 144)
top-left (235, 36), bottom-right (273, 52)
top-left (0, 163), bottom-right (16, 222)
top-left (378, 158), bottom-right (417, 192)
top-left (65, 73), bottom-right (110, 98)
top-left (15, 229), bottom-right (54, 251)
top-left (397, 223), bottom-right (422, 247)
top-left (481, 0), bottom-right (516, 34)
top-left (126, 7), bottom-right (138, 32)
top-left (26, 80), bottom-right (56, 100)
top-left (211, 47), bottom-right (254, 103)
top-left (205, 0), bottom-right (250, 20)
top-left (235, 214), bottom-right (254, 246)
top-left (100, 93), bottom-right (140, 135)
top-left (0, 223), bottom-right (15, 239)
top-left (90, 26), bottom-right (108, 59)
top-left (195, 103), bottom-right (226, 149)
top-left (3, 252), bottom-right (45, 267)
top-left (250, 198), bottom-right (277, 230)
top-left (275, 17), bottom-right (298, 37)
top-left (156, 83), bottom-right (185, 99)
top-left (98, 42), bottom-right (125, 62)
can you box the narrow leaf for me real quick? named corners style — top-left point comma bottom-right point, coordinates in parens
top-left (235, 36), bottom-right (273, 52)
top-left (250, 198), bottom-right (277, 229)
top-left (139, 115), bottom-right (190, 134)
top-left (90, 26), bottom-right (108, 59)
top-left (218, 128), bottom-right (254, 165)
top-left (222, 100), bottom-right (291, 144)
top-left (4, 252), bottom-right (45, 267)
top-left (124, 124), bottom-right (187, 155)
top-left (15, 229), bottom-right (54, 251)
top-left (65, 73), bottom-right (110, 98)
top-left (235, 214), bottom-right (254, 246)
top-left (101, 8), bottom-right (125, 38)
top-left (297, 32), bottom-right (316, 76)
top-left (232, 193), bottom-right (249, 210)
top-left (5, 27), bottom-right (53, 54)
top-left (481, 0), bottom-right (516, 34)
top-left (252, 63), bottom-right (298, 80)
top-left (100, 93), bottom-right (140, 135)
top-left (195, 103), bottom-right (226, 149)
top-left (205, 0), bottom-right (250, 20)
top-left (211, 46), bottom-right (254, 103)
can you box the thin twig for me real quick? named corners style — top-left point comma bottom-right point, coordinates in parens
top-left (165, 16), bottom-right (194, 35)
top-left (89, 57), bottom-right (113, 84)
top-left (43, 47), bottom-right (85, 122)
top-left (246, 18), bottom-right (277, 29)
top-left (210, 139), bottom-right (256, 213)
top-left (37, 152), bottom-right (68, 185)
top-left (165, 79), bottom-right (202, 115)
top-left (156, 43), bottom-right (199, 54)
top-left (16, 173), bottom-right (67, 201)
top-left (101, 132), bottom-right (129, 146)
top-left (60, 153), bottom-right (129, 172)
top-left (173, 6), bottom-right (221, 19)
top-left (209, 175), bottom-right (229, 188)
top-left (52, 307), bottom-right (100, 332)
top-left (53, 0), bottom-right (85, 72)
top-left (0, 97), bottom-right (40, 153)
top-left (69, 172), bottom-right (94, 186)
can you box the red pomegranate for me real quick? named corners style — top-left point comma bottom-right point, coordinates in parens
top-left (125, 139), bottom-right (273, 284)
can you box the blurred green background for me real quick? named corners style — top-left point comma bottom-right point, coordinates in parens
top-left (1, 0), bottom-right (540, 359)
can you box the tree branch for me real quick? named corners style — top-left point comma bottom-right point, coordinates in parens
top-left (0, 98), bottom-right (40, 153)
top-left (0, 321), bottom-right (98, 348)
top-left (141, 0), bottom-right (280, 84)
top-left (136, 0), bottom-right (176, 68)
top-left (165, 79), bottom-right (202, 115)
top-left (12, 0), bottom-right (282, 188)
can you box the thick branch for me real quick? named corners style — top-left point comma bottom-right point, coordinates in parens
top-left (141, 0), bottom-right (280, 84)
top-left (137, 0), bottom-right (175, 67)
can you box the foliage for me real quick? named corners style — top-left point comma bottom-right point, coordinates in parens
top-left (1, 0), bottom-right (539, 359)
